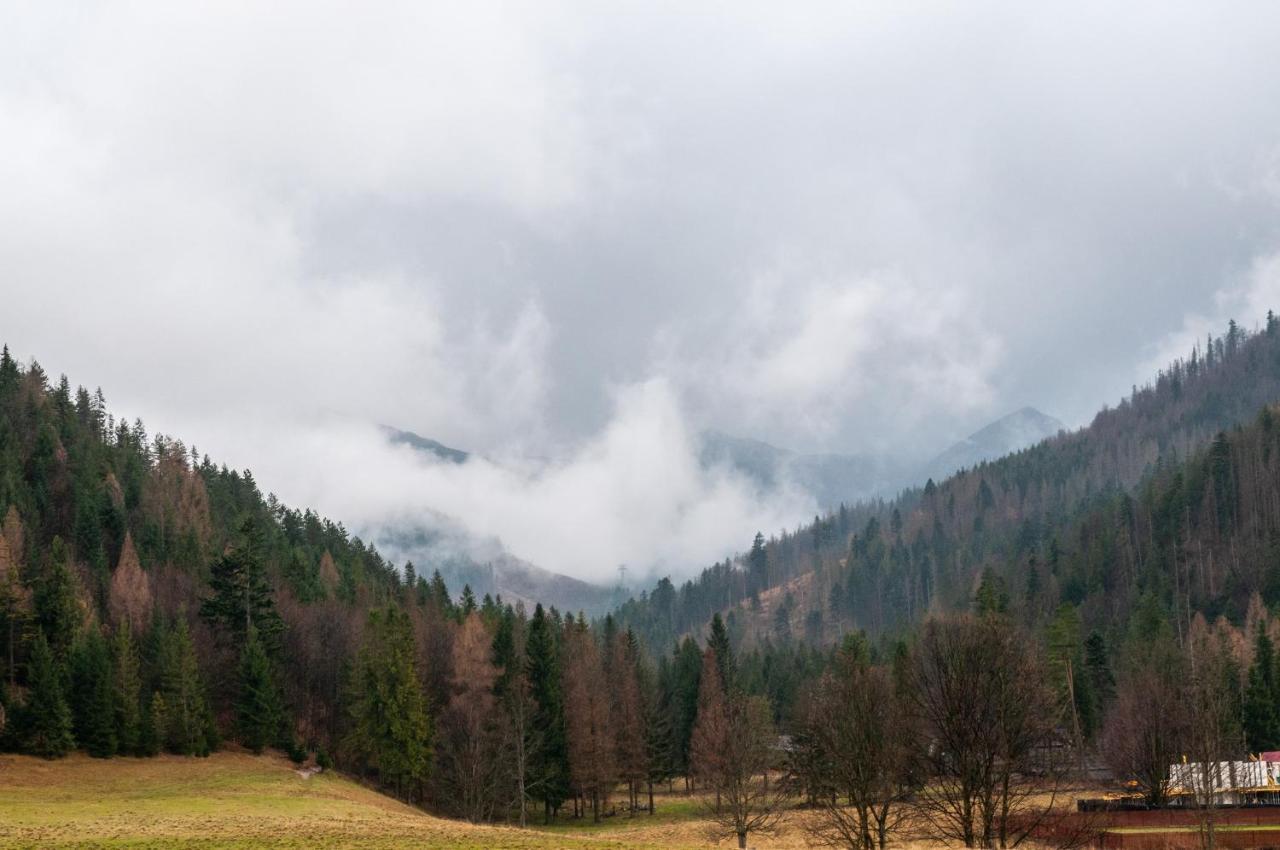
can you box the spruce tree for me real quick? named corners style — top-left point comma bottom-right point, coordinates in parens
top-left (34, 537), bottom-right (80, 657)
top-left (707, 613), bottom-right (734, 693)
top-left (200, 516), bottom-right (283, 652)
top-left (525, 603), bottom-right (569, 822)
top-left (235, 625), bottom-right (283, 754)
top-left (1244, 631), bottom-right (1280, 752)
top-left (747, 533), bottom-right (767, 600)
top-left (112, 622), bottom-right (143, 755)
top-left (345, 605), bottom-right (432, 800)
top-left (155, 618), bottom-right (214, 756)
top-left (1083, 631), bottom-right (1115, 709)
top-left (70, 628), bottom-right (117, 757)
top-left (24, 632), bottom-right (74, 758)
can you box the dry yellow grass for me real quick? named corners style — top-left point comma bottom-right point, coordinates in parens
top-left (0, 752), bottom-right (971, 849)
top-left (0, 752), bottom-right (708, 849)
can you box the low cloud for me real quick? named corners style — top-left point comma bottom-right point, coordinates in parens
top-left (200, 379), bottom-right (815, 583)
top-left (6, 2), bottom-right (1280, 582)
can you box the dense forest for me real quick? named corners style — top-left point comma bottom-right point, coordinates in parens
top-left (617, 314), bottom-right (1280, 655)
top-left (7, 313), bottom-right (1280, 846)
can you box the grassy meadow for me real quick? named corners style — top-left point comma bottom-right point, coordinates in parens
top-left (0, 751), bottom-right (723, 849)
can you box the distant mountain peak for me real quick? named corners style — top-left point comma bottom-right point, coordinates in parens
top-left (381, 425), bottom-right (469, 464)
top-left (925, 407), bottom-right (1065, 480)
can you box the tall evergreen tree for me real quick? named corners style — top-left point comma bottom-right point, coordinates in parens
top-left (70, 628), bottom-right (117, 757)
top-left (111, 621), bottom-right (143, 755)
top-left (1244, 630), bottom-right (1280, 752)
top-left (34, 537), bottom-right (80, 657)
top-left (708, 613), bottom-right (734, 693)
top-left (345, 605), bottom-right (432, 800)
top-left (154, 617), bottom-right (214, 756)
top-left (23, 632), bottom-right (74, 758)
top-left (235, 624), bottom-right (284, 754)
top-left (524, 603), bottom-right (569, 822)
top-left (200, 516), bottom-right (283, 651)
top-left (747, 533), bottom-right (768, 600)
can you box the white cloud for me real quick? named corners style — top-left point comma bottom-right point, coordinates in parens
top-left (657, 274), bottom-right (1003, 452)
top-left (1142, 251), bottom-right (1280, 377)
top-left (5, 1), bottom-right (1280, 582)
top-left (230, 378), bottom-right (813, 582)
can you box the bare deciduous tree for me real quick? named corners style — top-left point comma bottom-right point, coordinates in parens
top-left (108, 531), bottom-right (152, 633)
top-left (563, 625), bottom-right (615, 822)
top-left (907, 615), bottom-right (1065, 849)
top-left (1101, 664), bottom-right (1188, 807)
top-left (434, 612), bottom-right (503, 822)
top-left (800, 654), bottom-right (918, 850)
top-left (691, 649), bottom-right (786, 849)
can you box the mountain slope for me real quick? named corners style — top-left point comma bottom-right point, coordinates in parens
top-left (382, 426), bottom-right (469, 464)
top-left (698, 430), bottom-right (910, 509)
top-left (378, 427), bottom-right (616, 614)
top-left (372, 515), bottom-right (618, 616)
top-left (922, 406), bottom-right (1065, 483)
top-left (616, 314), bottom-right (1280, 651)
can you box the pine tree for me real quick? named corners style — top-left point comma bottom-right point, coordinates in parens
top-left (155, 617), bottom-right (214, 756)
top-left (747, 533), bottom-right (767, 600)
top-left (111, 622), bottom-right (143, 755)
top-left (1244, 630), bottom-right (1280, 752)
top-left (973, 568), bottom-right (1009, 616)
top-left (70, 628), bottom-right (117, 757)
top-left (141, 692), bottom-right (166, 757)
top-left (235, 624), bottom-right (284, 754)
top-left (672, 637), bottom-right (703, 782)
top-left (23, 632), bottom-right (74, 758)
top-left (525, 603), bottom-right (569, 822)
top-left (708, 613), bottom-right (734, 693)
top-left (345, 606), bottom-right (432, 800)
top-left (200, 516), bottom-right (283, 652)
top-left (34, 537), bottom-right (80, 657)
top-left (1083, 631), bottom-right (1115, 711)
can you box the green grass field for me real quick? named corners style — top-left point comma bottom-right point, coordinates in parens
top-left (0, 752), bottom-right (717, 849)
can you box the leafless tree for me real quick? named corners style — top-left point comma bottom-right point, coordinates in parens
top-left (692, 649), bottom-right (787, 849)
top-left (108, 530), bottom-right (152, 634)
top-left (434, 613), bottom-right (503, 822)
top-left (800, 655), bottom-right (919, 850)
top-left (563, 625), bottom-right (615, 822)
top-left (1182, 623), bottom-right (1247, 850)
top-left (1101, 664), bottom-right (1189, 807)
top-left (907, 615), bottom-right (1066, 849)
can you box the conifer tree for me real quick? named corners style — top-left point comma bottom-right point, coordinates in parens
top-left (23, 632), bottom-right (74, 758)
top-left (236, 624), bottom-right (284, 754)
top-left (346, 605), bottom-right (432, 800)
top-left (747, 533), bottom-right (768, 600)
top-left (70, 628), bottom-right (117, 757)
top-left (34, 537), bottom-right (80, 657)
top-left (111, 622), bottom-right (143, 755)
top-left (708, 613), bottom-right (734, 693)
top-left (459, 584), bottom-right (477, 618)
top-left (525, 603), bottom-right (569, 822)
top-left (155, 617), bottom-right (214, 756)
top-left (200, 516), bottom-right (283, 651)
top-left (1244, 630), bottom-right (1280, 752)
top-left (672, 637), bottom-right (703, 782)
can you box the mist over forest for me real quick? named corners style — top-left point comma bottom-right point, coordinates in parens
top-left (5, 4), bottom-right (1280, 849)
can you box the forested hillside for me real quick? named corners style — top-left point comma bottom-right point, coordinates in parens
top-left (617, 314), bottom-right (1280, 652)
top-left (8, 313), bottom-right (1280, 836)
top-left (0, 345), bottom-right (654, 821)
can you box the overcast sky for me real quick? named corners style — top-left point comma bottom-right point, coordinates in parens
top-left (4, 2), bottom-right (1280, 581)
